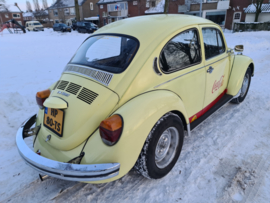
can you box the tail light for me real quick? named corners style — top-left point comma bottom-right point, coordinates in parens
top-left (99, 115), bottom-right (123, 146)
top-left (36, 89), bottom-right (50, 109)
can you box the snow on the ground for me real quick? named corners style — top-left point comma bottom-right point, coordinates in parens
top-left (1, 29), bottom-right (270, 203)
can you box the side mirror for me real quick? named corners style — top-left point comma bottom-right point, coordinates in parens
top-left (234, 45), bottom-right (244, 52)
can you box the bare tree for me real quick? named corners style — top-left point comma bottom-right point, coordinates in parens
top-left (250, 0), bottom-right (265, 22)
top-left (75, 0), bottom-right (80, 21)
top-left (32, 0), bottom-right (40, 11)
top-left (42, 0), bottom-right (48, 9)
top-left (26, 1), bottom-right (32, 11)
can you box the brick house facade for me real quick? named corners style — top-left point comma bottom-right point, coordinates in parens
top-left (0, 3), bottom-right (24, 26)
top-left (48, 0), bottom-right (100, 26)
top-left (225, 0), bottom-right (269, 30)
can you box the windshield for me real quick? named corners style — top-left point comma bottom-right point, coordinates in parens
top-left (34, 23), bottom-right (41, 25)
top-left (84, 23), bottom-right (91, 27)
top-left (60, 24), bottom-right (67, 27)
top-left (69, 35), bottom-right (139, 73)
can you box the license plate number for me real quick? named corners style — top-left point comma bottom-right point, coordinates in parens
top-left (43, 107), bottom-right (64, 137)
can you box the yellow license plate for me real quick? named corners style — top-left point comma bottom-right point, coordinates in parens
top-left (44, 107), bottom-right (64, 137)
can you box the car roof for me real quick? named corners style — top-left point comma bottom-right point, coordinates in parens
top-left (96, 14), bottom-right (213, 40)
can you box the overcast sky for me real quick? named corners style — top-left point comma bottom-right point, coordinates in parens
top-left (6, 0), bottom-right (54, 12)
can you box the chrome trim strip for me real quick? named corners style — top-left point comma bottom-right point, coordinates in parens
top-left (205, 56), bottom-right (228, 67)
top-left (16, 116), bottom-right (120, 182)
top-left (64, 64), bottom-right (113, 86)
top-left (154, 66), bottom-right (204, 88)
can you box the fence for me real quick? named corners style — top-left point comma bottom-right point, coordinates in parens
top-left (233, 22), bottom-right (270, 33)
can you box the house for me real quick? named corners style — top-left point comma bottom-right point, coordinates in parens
top-left (0, 3), bottom-right (24, 25)
top-left (97, 0), bottom-right (185, 26)
top-left (245, 3), bottom-right (270, 23)
top-left (48, 0), bottom-right (100, 26)
top-left (23, 11), bottom-right (35, 22)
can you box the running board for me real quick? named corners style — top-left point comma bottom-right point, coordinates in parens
top-left (190, 94), bottom-right (233, 131)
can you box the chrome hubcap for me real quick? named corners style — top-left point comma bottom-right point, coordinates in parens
top-left (241, 73), bottom-right (249, 97)
top-left (155, 127), bottom-right (179, 169)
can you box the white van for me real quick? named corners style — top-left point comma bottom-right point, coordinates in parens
top-left (25, 21), bottom-right (44, 31)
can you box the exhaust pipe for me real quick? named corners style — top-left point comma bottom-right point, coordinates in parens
top-left (39, 174), bottom-right (49, 181)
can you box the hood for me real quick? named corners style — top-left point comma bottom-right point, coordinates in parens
top-left (41, 73), bottom-right (119, 151)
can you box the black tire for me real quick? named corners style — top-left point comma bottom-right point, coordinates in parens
top-left (231, 67), bottom-right (252, 104)
top-left (134, 112), bottom-right (184, 179)
top-left (78, 28), bottom-right (81, 33)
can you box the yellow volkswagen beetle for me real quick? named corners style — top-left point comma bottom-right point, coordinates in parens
top-left (17, 15), bottom-right (254, 183)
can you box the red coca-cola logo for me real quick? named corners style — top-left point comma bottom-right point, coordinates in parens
top-left (212, 75), bottom-right (224, 93)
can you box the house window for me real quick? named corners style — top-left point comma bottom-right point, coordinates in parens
top-left (151, 1), bottom-right (156, 7)
top-left (64, 8), bottom-right (70, 15)
top-left (90, 2), bottom-right (94, 10)
top-left (100, 5), bottom-right (103, 9)
top-left (54, 10), bottom-right (58, 16)
top-left (5, 14), bottom-right (8, 18)
top-left (234, 13), bottom-right (240, 20)
top-left (133, 1), bottom-right (137, 5)
top-left (13, 13), bottom-right (20, 18)
top-left (205, 11), bottom-right (226, 26)
top-left (55, 19), bottom-right (59, 23)
top-left (70, 7), bottom-right (75, 15)
top-left (146, 1), bottom-right (149, 8)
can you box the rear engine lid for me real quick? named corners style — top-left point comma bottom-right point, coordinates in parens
top-left (41, 73), bottom-right (119, 151)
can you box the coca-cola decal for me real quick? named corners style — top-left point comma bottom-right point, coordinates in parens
top-left (212, 75), bottom-right (224, 93)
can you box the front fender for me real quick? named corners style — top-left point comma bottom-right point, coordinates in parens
top-left (227, 55), bottom-right (254, 96)
top-left (81, 90), bottom-right (188, 183)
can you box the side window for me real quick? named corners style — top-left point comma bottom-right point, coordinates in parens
top-left (202, 28), bottom-right (225, 60)
top-left (159, 29), bottom-right (201, 73)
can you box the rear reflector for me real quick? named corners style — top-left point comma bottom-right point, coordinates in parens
top-left (99, 115), bottom-right (123, 146)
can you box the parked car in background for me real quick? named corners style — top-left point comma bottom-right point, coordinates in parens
top-left (53, 23), bottom-right (72, 32)
top-left (76, 21), bottom-right (98, 33)
top-left (17, 15), bottom-right (254, 184)
top-left (25, 21), bottom-right (44, 31)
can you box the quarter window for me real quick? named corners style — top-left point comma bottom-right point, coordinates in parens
top-left (202, 28), bottom-right (225, 60)
top-left (159, 29), bottom-right (201, 73)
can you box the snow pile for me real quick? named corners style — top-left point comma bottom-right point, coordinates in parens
top-left (1, 30), bottom-right (270, 203)
top-left (245, 4), bottom-right (270, 13)
top-left (145, 0), bottom-right (165, 14)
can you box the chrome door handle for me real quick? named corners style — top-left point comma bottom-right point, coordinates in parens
top-left (207, 66), bottom-right (214, 74)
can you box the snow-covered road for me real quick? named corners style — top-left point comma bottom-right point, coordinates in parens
top-left (0, 29), bottom-right (270, 203)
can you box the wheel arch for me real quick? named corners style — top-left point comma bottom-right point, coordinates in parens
top-left (81, 90), bottom-right (189, 183)
top-left (227, 55), bottom-right (254, 96)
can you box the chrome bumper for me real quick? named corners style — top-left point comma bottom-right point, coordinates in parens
top-left (16, 115), bottom-right (120, 182)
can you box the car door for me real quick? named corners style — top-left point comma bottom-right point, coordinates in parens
top-left (199, 25), bottom-right (230, 109)
top-left (157, 26), bottom-right (206, 122)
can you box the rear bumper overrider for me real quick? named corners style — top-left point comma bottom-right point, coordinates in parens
top-left (16, 115), bottom-right (120, 182)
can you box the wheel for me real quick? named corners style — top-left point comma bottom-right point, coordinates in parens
top-left (27, 29), bottom-right (30, 31)
top-left (134, 112), bottom-right (184, 179)
top-left (42, 29), bottom-right (44, 31)
top-left (69, 30), bottom-right (71, 32)
top-left (231, 67), bottom-right (252, 104)
top-left (78, 28), bottom-right (81, 33)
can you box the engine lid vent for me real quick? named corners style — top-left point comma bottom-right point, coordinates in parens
top-left (65, 82), bottom-right (81, 95)
top-left (64, 65), bottom-right (113, 86)
top-left (77, 87), bottom-right (98, 105)
top-left (57, 80), bottom-right (69, 90)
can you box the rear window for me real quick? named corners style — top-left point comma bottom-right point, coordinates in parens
top-left (69, 35), bottom-right (139, 73)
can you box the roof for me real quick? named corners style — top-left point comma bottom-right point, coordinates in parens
top-left (0, 4), bottom-right (21, 13)
top-left (145, 0), bottom-right (164, 14)
top-left (245, 4), bottom-right (270, 13)
top-left (48, 0), bottom-right (86, 9)
top-left (23, 12), bottom-right (34, 17)
top-left (94, 15), bottom-right (213, 53)
top-left (97, 0), bottom-right (131, 5)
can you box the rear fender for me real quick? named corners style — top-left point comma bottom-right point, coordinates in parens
top-left (227, 55), bottom-right (254, 96)
top-left (81, 90), bottom-right (188, 183)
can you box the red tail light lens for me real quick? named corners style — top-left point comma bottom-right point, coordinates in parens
top-left (99, 115), bottom-right (123, 146)
top-left (36, 89), bottom-right (50, 109)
